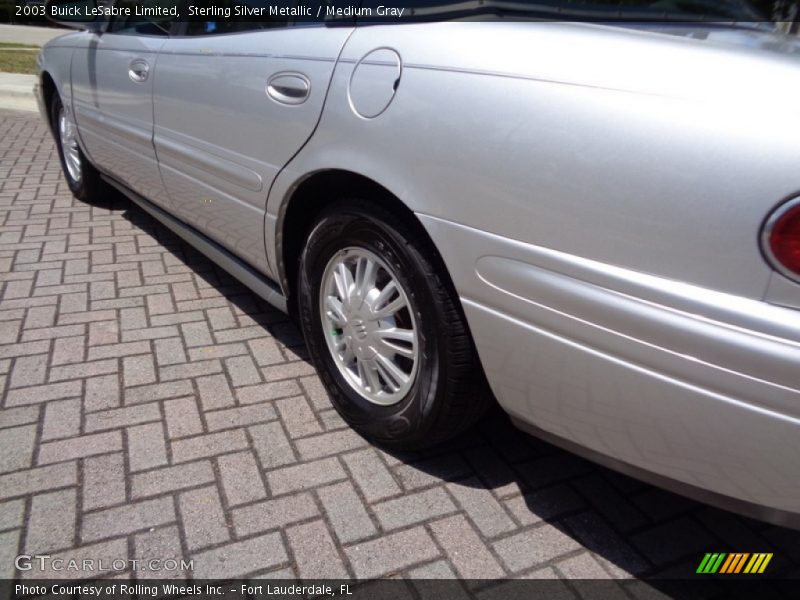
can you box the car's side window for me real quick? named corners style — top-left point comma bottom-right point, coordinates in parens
top-left (185, 0), bottom-right (292, 36)
top-left (108, 0), bottom-right (179, 36)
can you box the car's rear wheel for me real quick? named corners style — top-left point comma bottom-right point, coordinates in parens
top-left (50, 94), bottom-right (105, 203)
top-left (297, 198), bottom-right (491, 449)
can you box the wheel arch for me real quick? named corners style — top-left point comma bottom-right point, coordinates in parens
top-left (278, 169), bottom-right (453, 317)
top-left (40, 71), bottom-right (58, 129)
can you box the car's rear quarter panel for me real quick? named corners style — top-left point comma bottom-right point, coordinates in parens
top-left (271, 22), bottom-right (800, 517)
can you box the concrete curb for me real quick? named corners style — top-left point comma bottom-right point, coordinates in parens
top-left (0, 73), bottom-right (38, 112)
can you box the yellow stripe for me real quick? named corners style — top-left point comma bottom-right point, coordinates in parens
top-left (719, 554), bottom-right (736, 574)
top-left (744, 554), bottom-right (761, 574)
top-left (733, 553), bottom-right (749, 573)
top-left (758, 553), bottom-right (773, 574)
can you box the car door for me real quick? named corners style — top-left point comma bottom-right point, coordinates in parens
top-left (152, 8), bottom-right (353, 276)
top-left (70, 1), bottom-right (177, 206)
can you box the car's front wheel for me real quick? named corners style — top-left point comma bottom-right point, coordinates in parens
top-left (50, 94), bottom-right (105, 203)
top-left (298, 198), bottom-right (491, 449)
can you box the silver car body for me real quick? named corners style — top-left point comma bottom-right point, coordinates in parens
top-left (37, 20), bottom-right (800, 526)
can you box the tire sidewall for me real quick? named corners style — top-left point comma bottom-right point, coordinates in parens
top-left (50, 95), bottom-right (88, 198)
top-left (299, 205), bottom-right (446, 445)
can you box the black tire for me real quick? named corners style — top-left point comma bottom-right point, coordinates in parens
top-left (297, 198), bottom-right (492, 449)
top-left (50, 94), bottom-right (106, 203)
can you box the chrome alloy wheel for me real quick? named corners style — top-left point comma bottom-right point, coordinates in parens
top-left (58, 107), bottom-right (82, 184)
top-left (320, 247), bottom-right (419, 406)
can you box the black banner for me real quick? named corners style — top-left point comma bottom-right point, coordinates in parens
top-left (3, 578), bottom-right (800, 600)
top-left (35, 0), bottom-right (800, 25)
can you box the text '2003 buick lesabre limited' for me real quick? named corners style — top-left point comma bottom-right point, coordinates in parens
top-left (36, 0), bottom-right (800, 528)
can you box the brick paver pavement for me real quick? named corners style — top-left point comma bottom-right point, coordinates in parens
top-left (1, 109), bottom-right (799, 591)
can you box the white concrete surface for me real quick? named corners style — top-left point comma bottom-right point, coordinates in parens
top-left (0, 24), bottom-right (69, 46)
top-left (0, 73), bottom-right (38, 112)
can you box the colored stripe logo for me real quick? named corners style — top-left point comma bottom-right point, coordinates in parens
top-left (696, 553), bottom-right (773, 574)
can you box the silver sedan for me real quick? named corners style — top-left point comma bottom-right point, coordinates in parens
top-left (36, 1), bottom-right (800, 528)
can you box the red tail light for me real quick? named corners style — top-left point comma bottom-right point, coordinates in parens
top-left (764, 198), bottom-right (800, 282)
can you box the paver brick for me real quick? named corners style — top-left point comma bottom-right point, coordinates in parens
top-left (0, 462), bottom-right (78, 500)
top-left (164, 396), bottom-right (204, 438)
top-left (287, 519), bottom-right (349, 579)
top-left (5, 380), bottom-right (82, 406)
top-left (20, 537), bottom-right (129, 580)
top-left (237, 380), bottom-right (301, 404)
top-left (84, 373), bottom-right (121, 412)
top-left (446, 478), bottom-right (517, 537)
top-left (0, 529), bottom-right (21, 581)
top-left (127, 422), bottom-right (168, 472)
top-left (154, 337), bottom-right (187, 366)
top-left (25, 488), bottom-right (77, 554)
top-left (134, 525), bottom-right (187, 580)
top-left (124, 380), bottom-right (193, 405)
top-left (373, 487), bottom-right (458, 531)
top-left (342, 449), bottom-right (402, 503)
top-left (88, 341), bottom-right (150, 361)
top-left (82, 496), bottom-right (175, 542)
top-left (317, 481), bottom-right (377, 544)
top-left (295, 428), bottom-right (367, 460)
top-left (9, 353), bottom-right (47, 388)
top-left (41, 398), bottom-right (82, 440)
top-left (85, 402), bottom-right (161, 432)
top-left (131, 460), bottom-right (215, 498)
top-left (178, 485), bottom-right (229, 550)
top-left (249, 421), bottom-right (297, 469)
top-left (205, 401), bottom-right (277, 432)
top-left (0, 424), bottom-right (36, 473)
top-left (344, 526), bottom-right (440, 579)
top-left (0, 499), bottom-right (25, 531)
top-left (161, 359), bottom-right (222, 382)
top-left (51, 335), bottom-right (86, 366)
top-left (493, 525), bottom-right (582, 573)
top-left (191, 532), bottom-right (287, 579)
top-left (195, 373), bottom-right (235, 410)
top-left (217, 451), bottom-right (267, 506)
top-left (82, 453), bottom-right (126, 510)
top-left (38, 431), bottom-right (122, 465)
top-left (233, 493), bottom-right (320, 537)
top-left (123, 354), bottom-right (156, 387)
top-left (225, 355), bottom-right (262, 387)
top-left (171, 429), bottom-right (248, 463)
top-left (429, 515), bottom-right (505, 579)
top-left (267, 457), bottom-right (347, 496)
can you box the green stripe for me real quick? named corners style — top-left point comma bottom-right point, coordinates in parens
top-left (704, 553), bottom-right (720, 573)
top-left (697, 554), bottom-right (713, 573)
top-left (709, 553), bottom-right (727, 574)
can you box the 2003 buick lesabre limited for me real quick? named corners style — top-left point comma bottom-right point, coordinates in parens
top-left (36, 0), bottom-right (800, 527)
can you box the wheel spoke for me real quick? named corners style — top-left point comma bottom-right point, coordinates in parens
top-left (334, 262), bottom-right (354, 307)
top-left (324, 296), bottom-right (347, 327)
top-left (375, 328), bottom-right (416, 358)
top-left (373, 280), bottom-right (408, 318)
top-left (358, 360), bottom-right (382, 393)
top-left (341, 343), bottom-right (355, 365)
top-left (374, 354), bottom-right (409, 392)
top-left (374, 295), bottom-right (406, 319)
top-left (354, 257), bottom-right (378, 302)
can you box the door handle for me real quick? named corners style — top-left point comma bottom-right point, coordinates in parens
top-left (266, 72), bottom-right (310, 105)
top-left (128, 59), bottom-right (150, 83)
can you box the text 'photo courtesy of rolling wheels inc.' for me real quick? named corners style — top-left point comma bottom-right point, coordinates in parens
top-left (2, 0), bottom-right (800, 599)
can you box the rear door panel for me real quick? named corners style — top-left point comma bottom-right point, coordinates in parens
top-left (153, 26), bottom-right (352, 275)
top-left (72, 33), bottom-right (170, 206)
